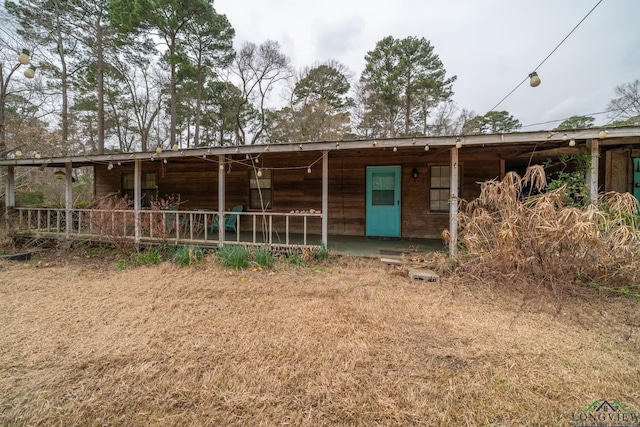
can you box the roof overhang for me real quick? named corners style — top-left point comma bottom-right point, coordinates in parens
top-left (2, 126), bottom-right (640, 168)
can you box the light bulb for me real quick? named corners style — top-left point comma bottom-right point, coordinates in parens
top-left (24, 65), bottom-right (36, 79)
top-left (15, 150), bottom-right (22, 157)
top-left (171, 144), bottom-right (179, 151)
top-left (336, 143), bottom-right (340, 150)
top-left (569, 138), bottom-right (576, 147)
top-left (529, 71), bottom-right (541, 87)
top-left (257, 169), bottom-right (263, 178)
top-left (219, 164), bottom-right (225, 170)
top-left (107, 163), bottom-right (114, 170)
top-left (598, 130), bottom-right (607, 139)
top-left (393, 147), bottom-right (397, 152)
top-left (424, 145), bottom-right (430, 151)
top-left (18, 49), bottom-right (30, 65)
top-left (155, 147), bottom-right (162, 154)
top-left (562, 134), bottom-right (568, 141)
top-left (455, 138), bottom-right (462, 149)
top-left (307, 167), bottom-right (312, 174)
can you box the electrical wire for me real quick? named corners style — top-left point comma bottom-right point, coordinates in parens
top-left (487, 0), bottom-right (604, 113)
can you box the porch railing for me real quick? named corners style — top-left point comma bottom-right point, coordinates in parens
top-left (11, 207), bottom-right (324, 248)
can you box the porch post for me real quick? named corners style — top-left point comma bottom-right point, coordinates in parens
top-left (65, 162), bottom-right (73, 236)
top-left (218, 155), bottom-right (225, 247)
top-left (586, 138), bottom-right (600, 202)
top-left (5, 166), bottom-right (15, 235)
top-left (449, 147), bottom-right (459, 258)
top-left (322, 150), bottom-right (328, 248)
top-left (134, 159), bottom-right (141, 243)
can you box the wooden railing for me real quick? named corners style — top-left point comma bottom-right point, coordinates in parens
top-left (11, 207), bottom-right (324, 248)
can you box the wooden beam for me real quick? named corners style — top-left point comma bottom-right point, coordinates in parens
top-left (5, 166), bottom-right (14, 208)
top-left (586, 139), bottom-right (600, 201)
top-left (449, 147), bottom-right (459, 258)
top-left (218, 155), bottom-right (225, 246)
top-left (322, 150), bottom-right (328, 248)
top-left (134, 159), bottom-right (141, 243)
top-left (65, 162), bottom-right (73, 236)
top-left (5, 166), bottom-right (15, 236)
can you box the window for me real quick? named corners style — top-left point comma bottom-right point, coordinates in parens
top-left (430, 165), bottom-right (456, 212)
top-left (122, 172), bottom-right (156, 207)
top-left (249, 169), bottom-right (272, 210)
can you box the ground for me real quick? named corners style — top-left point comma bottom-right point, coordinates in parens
top-left (0, 250), bottom-right (639, 426)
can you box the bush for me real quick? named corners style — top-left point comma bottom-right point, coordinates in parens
top-left (216, 245), bottom-right (249, 269)
top-left (456, 164), bottom-right (640, 298)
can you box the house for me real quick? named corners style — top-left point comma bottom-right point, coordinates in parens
top-left (3, 126), bottom-right (640, 256)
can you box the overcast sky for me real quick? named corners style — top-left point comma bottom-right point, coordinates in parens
top-left (215, 0), bottom-right (639, 131)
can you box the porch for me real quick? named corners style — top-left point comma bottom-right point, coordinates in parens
top-left (9, 206), bottom-right (444, 256)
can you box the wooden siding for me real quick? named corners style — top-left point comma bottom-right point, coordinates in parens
top-left (95, 148), bottom-right (503, 239)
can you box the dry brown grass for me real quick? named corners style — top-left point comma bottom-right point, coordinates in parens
top-left (1, 252), bottom-right (639, 426)
top-left (457, 165), bottom-right (640, 300)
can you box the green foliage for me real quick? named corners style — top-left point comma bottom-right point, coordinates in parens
top-left (360, 35), bottom-right (456, 137)
top-left (172, 246), bottom-right (204, 266)
top-left (16, 190), bottom-right (44, 207)
top-left (313, 245), bottom-right (328, 262)
top-left (116, 259), bottom-right (129, 270)
top-left (287, 251), bottom-right (307, 267)
top-left (134, 248), bottom-right (164, 266)
top-left (216, 245), bottom-right (250, 269)
top-left (252, 246), bottom-right (275, 268)
top-left (554, 115), bottom-right (596, 130)
top-left (474, 111), bottom-right (522, 134)
top-left (544, 153), bottom-right (591, 207)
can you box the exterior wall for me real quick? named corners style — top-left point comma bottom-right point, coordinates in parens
top-left (95, 147), bottom-right (502, 239)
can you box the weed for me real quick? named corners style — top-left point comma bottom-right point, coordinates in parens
top-left (216, 245), bottom-right (249, 269)
top-left (135, 249), bottom-right (163, 266)
top-left (172, 246), bottom-right (204, 266)
top-left (116, 259), bottom-right (129, 270)
top-left (313, 244), bottom-right (328, 262)
top-left (287, 251), bottom-right (307, 267)
top-left (252, 246), bottom-right (274, 268)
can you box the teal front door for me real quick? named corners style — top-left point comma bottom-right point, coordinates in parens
top-left (366, 166), bottom-right (401, 237)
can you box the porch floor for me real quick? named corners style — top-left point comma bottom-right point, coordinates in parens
top-left (326, 235), bottom-right (445, 257)
top-left (221, 232), bottom-right (445, 257)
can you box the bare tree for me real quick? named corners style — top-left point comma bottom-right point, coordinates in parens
top-left (607, 80), bottom-right (640, 125)
top-left (231, 40), bottom-right (292, 145)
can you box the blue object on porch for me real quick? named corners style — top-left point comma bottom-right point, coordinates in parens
top-left (211, 205), bottom-right (243, 234)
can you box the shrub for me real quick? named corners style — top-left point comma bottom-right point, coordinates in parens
top-left (456, 164), bottom-right (640, 298)
top-left (216, 245), bottom-right (249, 269)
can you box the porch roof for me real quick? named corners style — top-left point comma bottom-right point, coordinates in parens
top-left (2, 126), bottom-right (640, 169)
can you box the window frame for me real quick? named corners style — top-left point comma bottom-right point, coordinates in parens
top-left (121, 172), bottom-right (157, 207)
top-left (248, 169), bottom-right (273, 210)
top-left (428, 164), bottom-right (462, 213)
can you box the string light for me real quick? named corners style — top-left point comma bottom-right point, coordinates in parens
top-left (107, 163), bottom-right (114, 170)
top-left (15, 150), bottom-right (22, 157)
top-left (307, 167), bottom-right (312, 174)
top-left (455, 138), bottom-right (462, 149)
top-left (598, 129), bottom-right (607, 139)
top-left (171, 144), bottom-right (179, 151)
top-left (569, 138), bottom-right (576, 147)
top-left (155, 147), bottom-right (162, 154)
top-left (336, 143), bottom-right (340, 150)
top-left (424, 145), bottom-right (430, 151)
top-left (393, 147), bottom-right (397, 152)
top-left (257, 169), bottom-right (263, 178)
top-left (562, 134), bottom-right (568, 141)
top-left (529, 72), bottom-right (541, 87)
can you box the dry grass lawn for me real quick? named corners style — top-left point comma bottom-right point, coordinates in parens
top-left (1, 251), bottom-right (639, 426)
